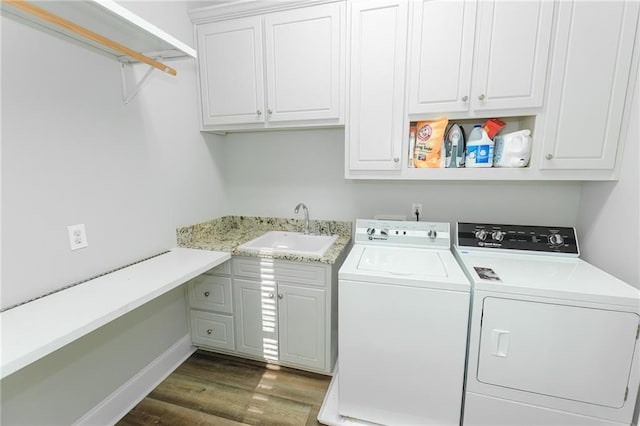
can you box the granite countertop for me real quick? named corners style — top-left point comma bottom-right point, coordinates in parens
top-left (177, 216), bottom-right (352, 264)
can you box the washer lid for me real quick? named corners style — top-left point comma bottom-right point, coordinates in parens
top-left (358, 246), bottom-right (447, 277)
top-left (340, 246), bottom-right (470, 292)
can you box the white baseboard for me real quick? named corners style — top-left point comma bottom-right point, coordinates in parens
top-left (75, 334), bottom-right (196, 426)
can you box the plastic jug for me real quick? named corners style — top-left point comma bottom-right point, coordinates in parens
top-left (465, 125), bottom-right (494, 168)
top-left (493, 129), bottom-right (532, 168)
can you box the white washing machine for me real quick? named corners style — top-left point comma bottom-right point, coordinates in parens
top-left (319, 219), bottom-right (471, 426)
top-left (454, 222), bottom-right (640, 426)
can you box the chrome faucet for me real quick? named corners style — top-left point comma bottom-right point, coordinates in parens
top-left (294, 202), bottom-right (310, 235)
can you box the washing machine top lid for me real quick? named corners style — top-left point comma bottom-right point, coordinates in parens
top-left (340, 245), bottom-right (470, 292)
top-left (358, 246), bottom-right (447, 276)
top-left (455, 248), bottom-right (640, 307)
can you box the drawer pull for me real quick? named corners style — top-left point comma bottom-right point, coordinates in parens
top-left (204, 291), bottom-right (210, 297)
top-left (207, 329), bottom-right (213, 335)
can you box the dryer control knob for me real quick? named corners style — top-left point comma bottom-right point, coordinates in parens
top-left (427, 229), bottom-right (438, 239)
top-left (367, 227), bottom-right (375, 236)
top-left (475, 230), bottom-right (488, 241)
top-left (492, 231), bottom-right (505, 242)
top-left (548, 233), bottom-right (564, 246)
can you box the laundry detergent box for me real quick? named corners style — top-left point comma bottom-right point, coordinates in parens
top-left (413, 117), bottom-right (448, 168)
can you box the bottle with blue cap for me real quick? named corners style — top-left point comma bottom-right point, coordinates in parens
top-left (465, 124), bottom-right (494, 168)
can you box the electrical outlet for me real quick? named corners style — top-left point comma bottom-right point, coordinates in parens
top-left (67, 224), bottom-right (88, 250)
top-left (411, 203), bottom-right (423, 218)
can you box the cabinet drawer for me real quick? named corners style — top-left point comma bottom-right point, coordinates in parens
top-left (188, 275), bottom-right (233, 313)
top-left (204, 260), bottom-right (231, 276)
top-left (233, 258), bottom-right (327, 287)
top-left (190, 310), bottom-right (235, 351)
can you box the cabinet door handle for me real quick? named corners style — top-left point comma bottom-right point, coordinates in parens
top-left (461, 95), bottom-right (469, 102)
top-left (204, 291), bottom-right (210, 297)
top-left (206, 329), bottom-right (213, 335)
top-left (267, 293), bottom-right (274, 299)
top-left (257, 109), bottom-right (262, 115)
top-left (545, 153), bottom-right (554, 160)
top-left (393, 157), bottom-right (399, 163)
top-left (278, 293), bottom-right (283, 299)
top-left (478, 94), bottom-right (485, 101)
top-left (267, 109), bottom-right (273, 115)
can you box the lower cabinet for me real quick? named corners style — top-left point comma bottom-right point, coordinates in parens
top-left (187, 257), bottom-right (337, 374)
top-left (277, 283), bottom-right (326, 370)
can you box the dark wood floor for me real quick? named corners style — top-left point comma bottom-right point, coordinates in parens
top-left (117, 351), bottom-right (331, 426)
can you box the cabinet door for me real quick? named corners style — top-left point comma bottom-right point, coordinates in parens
top-left (264, 2), bottom-right (343, 123)
top-left (539, 1), bottom-right (639, 170)
top-left (472, 0), bottom-right (553, 111)
top-left (407, 0), bottom-right (476, 114)
top-left (233, 278), bottom-right (279, 360)
top-left (347, 0), bottom-right (408, 171)
top-left (197, 16), bottom-right (265, 127)
top-left (277, 284), bottom-right (326, 370)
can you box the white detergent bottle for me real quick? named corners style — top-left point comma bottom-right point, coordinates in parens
top-left (465, 125), bottom-right (494, 168)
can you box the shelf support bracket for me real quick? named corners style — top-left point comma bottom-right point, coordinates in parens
top-left (120, 62), bottom-right (158, 105)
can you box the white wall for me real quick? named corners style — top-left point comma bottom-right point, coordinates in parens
top-left (1, 2), bottom-right (226, 309)
top-left (577, 77), bottom-right (640, 289)
top-left (223, 129), bottom-right (582, 226)
top-left (1, 2), bottom-right (226, 424)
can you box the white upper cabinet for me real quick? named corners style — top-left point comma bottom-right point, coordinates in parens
top-left (538, 0), bottom-right (640, 170)
top-left (407, 0), bottom-right (553, 116)
top-left (197, 16), bottom-right (265, 127)
top-left (194, 1), bottom-right (345, 132)
top-left (264, 4), bottom-right (343, 123)
top-left (347, 0), bottom-right (408, 171)
top-left (407, 0), bottom-right (476, 114)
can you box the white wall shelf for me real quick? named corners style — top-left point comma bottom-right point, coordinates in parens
top-left (0, 248), bottom-right (230, 380)
top-left (2, 0), bottom-right (197, 103)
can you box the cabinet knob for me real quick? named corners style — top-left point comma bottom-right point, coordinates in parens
top-left (257, 109), bottom-right (262, 115)
top-left (268, 293), bottom-right (274, 299)
top-left (461, 95), bottom-right (469, 102)
top-left (393, 157), bottom-right (399, 163)
top-left (478, 94), bottom-right (485, 101)
top-left (204, 291), bottom-right (210, 297)
top-left (267, 109), bottom-right (273, 115)
top-left (278, 293), bottom-right (283, 299)
top-left (545, 153), bottom-right (554, 160)
top-left (206, 329), bottom-right (213, 335)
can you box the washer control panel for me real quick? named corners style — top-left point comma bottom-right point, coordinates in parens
top-left (355, 219), bottom-right (450, 248)
top-left (457, 222), bottom-right (579, 255)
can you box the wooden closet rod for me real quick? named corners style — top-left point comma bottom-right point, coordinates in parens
top-left (4, 0), bottom-right (178, 76)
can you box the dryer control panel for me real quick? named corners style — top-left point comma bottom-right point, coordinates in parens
top-left (456, 222), bottom-right (579, 255)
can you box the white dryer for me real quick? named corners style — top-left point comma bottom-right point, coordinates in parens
top-left (319, 219), bottom-right (471, 426)
top-left (454, 222), bottom-right (640, 426)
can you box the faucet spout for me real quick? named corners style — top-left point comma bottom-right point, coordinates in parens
top-left (294, 203), bottom-right (310, 235)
